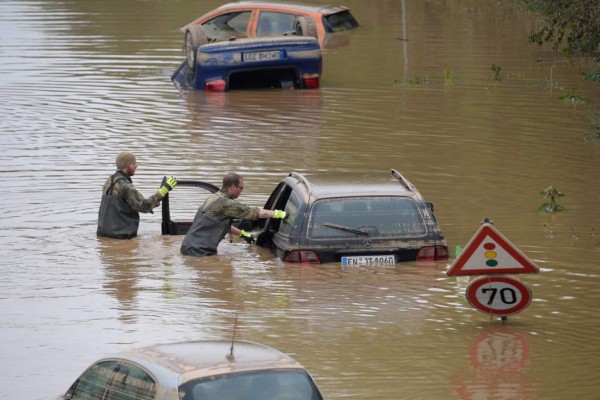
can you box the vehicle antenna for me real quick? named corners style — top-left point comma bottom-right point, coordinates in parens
top-left (227, 313), bottom-right (238, 361)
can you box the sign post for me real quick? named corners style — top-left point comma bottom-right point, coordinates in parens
top-left (448, 219), bottom-right (539, 318)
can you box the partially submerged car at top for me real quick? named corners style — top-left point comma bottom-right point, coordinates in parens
top-left (171, 1), bottom-right (359, 91)
top-left (50, 340), bottom-right (323, 400)
top-left (180, 1), bottom-right (360, 49)
top-left (161, 170), bottom-right (448, 265)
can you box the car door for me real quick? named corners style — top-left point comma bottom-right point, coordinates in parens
top-left (162, 180), bottom-right (219, 235)
top-left (254, 182), bottom-right (287, 245)
top-left (256, 183), bottom-right (306, 257)
top-left (270, 189), bottom-right (304, 253)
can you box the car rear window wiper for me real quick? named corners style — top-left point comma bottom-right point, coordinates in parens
top-left (323, 222), bottom-right (370, 236)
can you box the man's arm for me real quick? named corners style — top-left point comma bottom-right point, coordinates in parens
top-left (258, 209), bottom-right (286, 219)
top-left (122, 182), bottom-right (162, 213)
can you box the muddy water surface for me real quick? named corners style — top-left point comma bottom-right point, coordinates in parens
top-left (1, 0), bottom-right (600, 399)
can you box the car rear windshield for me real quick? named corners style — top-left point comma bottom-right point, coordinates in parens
top-left (308, 197), bottom-right (426, 239)
top-left (323, 11), bottom-right (359, 33)
top-left (179, 369), bottom-right (322, 400)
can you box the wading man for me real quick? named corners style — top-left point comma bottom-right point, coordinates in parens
top-left (97, 151), bottom-right (177, 239)
top-left (180, 172), bottom-right (286, 257)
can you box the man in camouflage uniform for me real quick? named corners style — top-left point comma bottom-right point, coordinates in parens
top-left (180, 172), bottom-right (287, 257)
top-left (97, 151), bottom-right (177, 239)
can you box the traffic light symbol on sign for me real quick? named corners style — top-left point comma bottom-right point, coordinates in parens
top-left (447, 224), bottom-right (539, 276)
top-left (484, 242), bottom-right (498, 267)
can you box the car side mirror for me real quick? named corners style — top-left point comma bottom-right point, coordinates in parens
top-left (427, 202), bottom-right (434, 212)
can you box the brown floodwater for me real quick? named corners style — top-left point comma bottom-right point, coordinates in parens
top-left (1, 0), bottom-right (599, 399)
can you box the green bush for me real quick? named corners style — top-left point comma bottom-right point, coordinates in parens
top-left (515, 0), bottom-right (600, 82)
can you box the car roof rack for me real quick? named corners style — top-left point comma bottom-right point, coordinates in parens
top-left (289, 172), bottom-right (312, 192)
top-left (390, 169), bottom-right (422, 197)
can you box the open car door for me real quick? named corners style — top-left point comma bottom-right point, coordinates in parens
top-left (161, 180), bottom-right (219, 235)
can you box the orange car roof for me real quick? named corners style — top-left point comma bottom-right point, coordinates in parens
top-left (213, 1), bottom-right (350, 16)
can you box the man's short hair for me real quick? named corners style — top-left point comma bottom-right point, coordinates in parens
top-left (223, 172), bottom-right (242, 188)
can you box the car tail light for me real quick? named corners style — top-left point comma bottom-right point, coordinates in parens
top-left (205, 79), bottom-right (226, 92)
top-left (302, 73), bottom-right (320, 89)
top-left (284, 250), bottom-right (321, 264)
top-left (416, 245), bottom-right (449, 262)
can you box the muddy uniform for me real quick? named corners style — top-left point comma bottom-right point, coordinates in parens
top-left (180, 189), bottom-right (260, 257)
top-left (97, 170), bottom-right (163, 239)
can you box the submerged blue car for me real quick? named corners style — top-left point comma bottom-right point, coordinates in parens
top-left (171, 35), bottom-right (322, 91)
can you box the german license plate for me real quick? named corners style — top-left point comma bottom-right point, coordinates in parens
top-left (243, 50), bottom-right (283, 62)
top-left (341, 255), bottom-right (396, 266)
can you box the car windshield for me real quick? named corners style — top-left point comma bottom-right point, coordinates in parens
top-left (323, 10), bottom-right (359, 33)
top-left (308, 197), bottom-right (426, 239)
top-left (178, 369), bottom-right (322, 400)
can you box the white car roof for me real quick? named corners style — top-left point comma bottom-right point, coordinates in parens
top-left (116, 340), bottom-right (307, 383)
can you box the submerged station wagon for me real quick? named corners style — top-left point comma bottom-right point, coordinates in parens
top-left (251, 169), bottom-right (448, 264)
top-left (162, 169), bottom-right (448, 265)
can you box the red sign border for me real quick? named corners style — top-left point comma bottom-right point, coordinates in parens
top-left (466, 276), bottom-right (532, 316)
top-left (447, 224), bottom-right (539, 276)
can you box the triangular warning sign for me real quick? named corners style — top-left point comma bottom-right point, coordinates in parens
top-left (447, 223), bottom-right (540, 276)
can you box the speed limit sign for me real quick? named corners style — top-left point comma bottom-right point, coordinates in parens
top-left (466, 276), bottom-right (532, 317)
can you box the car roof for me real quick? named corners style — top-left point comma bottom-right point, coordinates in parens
top-left (116, 340), bottom-right (307, 383)
top-left (285, 170), bottom-right (423, 200)
top-left (214, 1), bottom-right (350, 16)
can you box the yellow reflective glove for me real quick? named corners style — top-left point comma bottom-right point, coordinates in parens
top-left (158, 176), bottom-right (178, 197)
top-left (239, 230), bottom-right (255, 244)
top-left (273, 210), bottom-right (287, 219)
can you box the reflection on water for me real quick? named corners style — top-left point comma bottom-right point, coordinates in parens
top-left (450, 326), bottom-right (535, 399)
top-left (178, 89), bottom-right (325, 177)
top-left (1, 0), bottom-right (600, 399)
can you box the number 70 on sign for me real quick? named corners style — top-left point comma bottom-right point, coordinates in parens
top-left (466, 276), bottom-right (533, 317)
